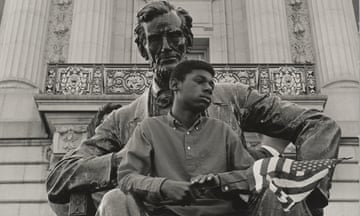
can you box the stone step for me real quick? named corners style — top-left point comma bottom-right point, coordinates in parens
top-left (0, 183), bottom-right (47, 202)
top-left (0, 164), bottom-right (48, 182)
top-left (333, 163), bottom-right (358, 181)
top-left (0, 140), bottom-right (50, 164)
top-left (338, 143), bottom-right (358, 162)
top-left (325, 201), bottom-right (359, 216)
top-left (330, 181), bottom-right (359, 201)
top-left (0, 203), bottom-right (56, 216)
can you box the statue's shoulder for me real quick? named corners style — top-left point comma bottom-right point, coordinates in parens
top-left (213, 82), bottom-right (249, 98)
top-left (215, 82), bottom-right (249, 90)
top-left (112, 93), bottom-right (147, 121)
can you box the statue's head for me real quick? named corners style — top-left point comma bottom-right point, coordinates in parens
top-left (134, 1), bottom-right (193, 89)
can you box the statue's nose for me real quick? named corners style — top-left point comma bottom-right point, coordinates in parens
top-left (161, 36), bottom-right (171, 52)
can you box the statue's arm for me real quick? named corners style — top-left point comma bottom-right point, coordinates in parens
top-left (46, 110), bottom-right (124, 204)
top-left (233, 84), bottom-right (341, 206)
top-left (233, 84), bottom-right (341, 159)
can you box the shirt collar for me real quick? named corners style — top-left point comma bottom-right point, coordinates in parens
top-left (167, 112), bottom-right (204, 131)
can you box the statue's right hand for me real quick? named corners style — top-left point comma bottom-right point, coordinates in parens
top-left (160, 180), bottom-right (196, 205)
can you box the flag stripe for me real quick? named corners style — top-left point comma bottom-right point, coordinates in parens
top-left (253, 160), bottom-right (264, 192)
top-left (260, 158), bottom-right (270, 176)
top-left (286, 191), bottom-right (312, 203)
top-left (271, 169), bottom-right (329, 188)
top-left (280, 181), bottom-right (321, 195)
top-left (268, 157), bottom-right (279, 173)
top-left (275, 157), bottom-right (285, 174)
top-left (282, 158), bottom-right (292, 174)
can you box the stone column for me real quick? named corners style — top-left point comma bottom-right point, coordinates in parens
top-left (246, 0), bottom-right (292, 63)
top-left (0, 0), bottom-right (50, 88)
top-left (307, 0), bottom-right (359, 87)
top-left (0, 0), bottom-right (50, 138)
top-left (68, 0), bottom-right (113, 63)
top-left (307, 0), bottom-right (360, 137)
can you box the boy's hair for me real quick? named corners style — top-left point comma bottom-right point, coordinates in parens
top-left (171, 60), bottom-right (215, 81)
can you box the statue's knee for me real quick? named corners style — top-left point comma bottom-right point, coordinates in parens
top-left (101, 188), bottom-right (126, 206)
top-left (48, 201), bottom-right (69, 216)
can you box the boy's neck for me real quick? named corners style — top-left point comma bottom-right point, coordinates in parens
top-left (171, 102), bottom-right (201, 129)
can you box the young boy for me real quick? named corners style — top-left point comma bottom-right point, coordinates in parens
top-left (116, 60), bottom-right (254, 216)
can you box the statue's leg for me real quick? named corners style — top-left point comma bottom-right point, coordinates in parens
top-left (96, 189), bottom-right (146, 216)
top-left (249, 189), bottom-right (314, 216)
top-left (48, 202), bottom-right (69, 216)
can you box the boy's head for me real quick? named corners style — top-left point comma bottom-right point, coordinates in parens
top-left (170, 60), bottom-right (215, 112)
top-left (170, 59), bottom-right (215, 82)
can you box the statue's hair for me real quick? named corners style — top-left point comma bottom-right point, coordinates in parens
top-left (134, 1), bottom-right (193, 60)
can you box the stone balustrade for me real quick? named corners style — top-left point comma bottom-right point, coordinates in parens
top-left (44, 63), bottom-right (318, 96)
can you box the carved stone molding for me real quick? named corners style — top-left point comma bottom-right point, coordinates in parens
top-left (213, 66), bottom-right (257, 88)
top-left (45, 63), bottom-right (318, 96)
top-left (54, 125), bottom-right (87, 153)
top-left (45, 0), bottom-right (73, 63)
top-left (285, 0), bottom-right (314, 63)
top-left (105, 67), bottom-right (153, 95)
top-left (45, 65), bottom-right (103, 95)
top-left (259, 65), bottom-right (317, 95)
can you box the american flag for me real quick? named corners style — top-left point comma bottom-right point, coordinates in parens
top-left (251, 157), bottom-right (348, 212)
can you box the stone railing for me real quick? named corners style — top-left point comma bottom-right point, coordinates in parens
top-left (44, 63), bottom-right (317, 96)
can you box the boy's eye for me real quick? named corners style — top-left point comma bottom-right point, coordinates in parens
top-left (209, 80), bottom-right (215, 89)
top-left (194, 78), bottom-right (205, 84)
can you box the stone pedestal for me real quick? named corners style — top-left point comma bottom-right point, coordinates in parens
top-left (68, 0), bottom-right (113, 63)
top-left (35, 95), bottom-right (127, 155)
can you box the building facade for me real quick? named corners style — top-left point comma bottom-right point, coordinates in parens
top-left (0, 0), bottom-right (358, 215)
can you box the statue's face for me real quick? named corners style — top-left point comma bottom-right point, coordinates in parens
top-left (142, 11), bottom-right (187, 87)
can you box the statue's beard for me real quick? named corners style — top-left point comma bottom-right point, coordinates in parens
top-left (153, 64), bottom-right (172, 90)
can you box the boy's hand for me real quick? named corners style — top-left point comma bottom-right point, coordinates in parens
top-left (190, 174), bottom-right (220, 197)
top-left (190, 173), bottom-right (220, 188)
top-left (160, 179), bottom-right (196, 205)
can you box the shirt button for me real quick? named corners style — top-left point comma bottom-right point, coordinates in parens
top-left (195, 127), bottom-right (199, 130)
top-left (186, 131), bottom-right (190, 135)
top-left (223, 186), bottom-right (229, 191)
top-left (260, 120), bottom-right (264, 123)
top-left (187, 146), bottom-right (191, 150)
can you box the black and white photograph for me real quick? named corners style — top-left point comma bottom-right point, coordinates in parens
top-left (0, 0), bottom-right (358, 215)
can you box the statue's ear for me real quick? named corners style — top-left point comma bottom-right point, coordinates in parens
top-left (169, 78), bottom-right (179, 92)
top-left (138, 44), bottom-right (149, 60)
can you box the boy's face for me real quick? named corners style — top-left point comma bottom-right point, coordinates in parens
top-left (175, 69), bottom-right (215, 112)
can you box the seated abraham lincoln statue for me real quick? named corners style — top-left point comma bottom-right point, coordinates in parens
top-left (46, 1), bottom-right (341, 216)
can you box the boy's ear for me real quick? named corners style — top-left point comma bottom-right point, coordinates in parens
top-left (169, 78), bottom-right (179, 91)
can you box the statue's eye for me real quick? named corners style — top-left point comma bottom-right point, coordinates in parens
top-left (148, 34), bottom-right (162, 45)
top-left (167, 31), bottom-right (183, 43)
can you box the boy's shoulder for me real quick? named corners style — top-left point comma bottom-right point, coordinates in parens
top-left (204, 116), bottom-right (232, 129)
